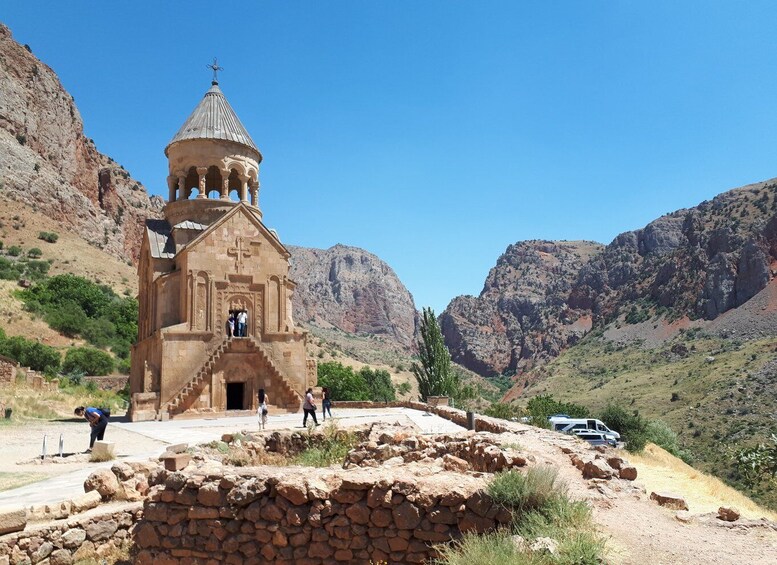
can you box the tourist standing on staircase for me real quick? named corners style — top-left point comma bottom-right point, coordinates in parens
top-left (258, 388), bottom-right (269, 430)
top-left (302, 388), bottom-right (318, 427)
top-left (237, 310), bottom-right (247, 337)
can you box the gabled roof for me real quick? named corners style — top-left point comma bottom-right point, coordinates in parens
top-left (165, 82), bottom-right (259, 155)
top-left (181, 203), bottom-right (290, 259)
top-left (145, 219), bottom-right (175, 259)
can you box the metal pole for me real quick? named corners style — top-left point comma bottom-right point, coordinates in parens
top-left (41, 434), bottom-right (47, 460)
top-left (59, 434), bottom-right (64, 458)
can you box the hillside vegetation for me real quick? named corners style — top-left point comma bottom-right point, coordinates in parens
top-left (507, 327), bottom-right (777, 509)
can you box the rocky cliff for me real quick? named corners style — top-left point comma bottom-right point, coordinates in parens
top-left (288, 244), bottom-right (417, 350)
top-left (440, 241), bottom-right (602, 375)
top-left (0, 24), bottom-right (163, 264)
top-left (443, 180), bottom-right (777, 376)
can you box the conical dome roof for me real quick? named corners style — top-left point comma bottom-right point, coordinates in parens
top-left (166, 82), bottom-right (259, 155)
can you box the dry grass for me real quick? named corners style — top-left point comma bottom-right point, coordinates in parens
top-left (0, 471), bottom-right (47, 491)
top-left (0, 200), bottom-right (137, 295)
top-left (627, 443), bottom-right (777, 520)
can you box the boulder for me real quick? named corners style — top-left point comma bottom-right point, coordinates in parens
top-left (442, 454), bottom-right (469, 473)
top-left (619, 466), bottom-right (638, 481)
top-left (84, 468), bottom-right (120, 500)
top-left (529, 537), bottom-right (559, 555)
top-left (650, 491), bottom-right (688, 511)
top-left (582, 459), bottom-right (613, 479)
top-left (717, 506), bottom-right (740, 522)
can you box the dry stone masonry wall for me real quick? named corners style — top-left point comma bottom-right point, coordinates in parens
top-left (134, 466), bottom-right (512, 564)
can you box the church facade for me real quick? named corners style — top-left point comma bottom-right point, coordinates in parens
top-left (129, 79), bottom-right (315, 421)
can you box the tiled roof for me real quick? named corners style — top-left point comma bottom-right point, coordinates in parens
top-left (173, 220), bottom-right (208, 231)
top-left (146, 219), bottom-right (175, 259)
top-left (166, 82), bottom-right (259, 153)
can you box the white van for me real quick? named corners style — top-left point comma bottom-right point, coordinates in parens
top-left (548, 417), bottom-right (621, 441)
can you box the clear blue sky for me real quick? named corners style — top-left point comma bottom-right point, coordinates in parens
top-left (5, 2), bottom-right (777, 313)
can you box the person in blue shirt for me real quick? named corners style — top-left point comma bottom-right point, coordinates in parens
top-left (74, 406), bottom-right (109, 451)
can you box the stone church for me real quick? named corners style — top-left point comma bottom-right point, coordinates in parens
top-left (129, 78), bottom-right (316, 421)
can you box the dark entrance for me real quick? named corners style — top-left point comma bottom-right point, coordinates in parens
top-left (226, 382), bottom-right (245, 410)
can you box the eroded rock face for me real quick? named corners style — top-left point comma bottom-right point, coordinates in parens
top-left (288, 244), bottom-right (417, 349)
top-left (441, 240), bottom-right (602, 375)
top-left (0, 24), bottom-right (163, 264)
top-left (444, 180), bottom-right (777, 376)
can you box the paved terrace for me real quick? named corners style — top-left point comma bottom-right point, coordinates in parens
top-left (0, 407), bottom-right (465, 508)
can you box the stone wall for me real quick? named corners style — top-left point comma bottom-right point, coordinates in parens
top-left (0, 503), bottom-right (142, 565)
top-left (83, 375), bottom-right (129, 392)
top-left (134, 466), bottom-right (512, 564)
top-left (0, 356), bottom-right (15, 387)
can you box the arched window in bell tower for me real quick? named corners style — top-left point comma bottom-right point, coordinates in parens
top-left (205, 166), bottom-right (222, 198)
top-left (185, 166), bottom-right (199, 199)
top-left (228, 169), bottom-right (241, 201)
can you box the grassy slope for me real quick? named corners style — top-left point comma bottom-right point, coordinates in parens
top-left (512, 328), bottom-right (777, 509)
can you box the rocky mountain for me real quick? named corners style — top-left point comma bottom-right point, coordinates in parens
top-left (288, 244), bottom-right (417, 350)
top-left (443, 180), bottom-right (777, 376)
top-left (0, 23), bottom-right (163, 264)
top-left (440, 241), bottom-right (603, 375)
top-left (0, 23), bottom-right (416, 348)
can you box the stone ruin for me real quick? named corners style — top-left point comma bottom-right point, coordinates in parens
top-left (4, 406), bottom-right (771, 564)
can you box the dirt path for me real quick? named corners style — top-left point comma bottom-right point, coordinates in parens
top-left (497, 425), bottom-right (777, 565)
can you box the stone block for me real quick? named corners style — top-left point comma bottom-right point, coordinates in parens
top-left (0, 506), bottom-right (26, 535)
top-left (162, 453), bottom-right (192, 471)
top-left (91, 441), bottom-right (115, 459)
top-left (72, 490), bottom-right (102, 514)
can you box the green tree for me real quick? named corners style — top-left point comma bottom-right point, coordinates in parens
top-left (62, 347), bottom-right (114, 376)
top-left (317, 361), bottom-right (369, 401)
top-left (599, 404), bottom-right (648, 452)
top-left (0, 334), bottom-right (61, 372)
top-left (526, 394), bottom-right (588, 427)
top-left (411, 307), bottom-right (459, 401)
top-left (359, 366), bottom-right (396, 402)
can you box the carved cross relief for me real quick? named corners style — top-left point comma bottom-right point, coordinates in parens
top-left (227, 237), bottom-right (260, 274)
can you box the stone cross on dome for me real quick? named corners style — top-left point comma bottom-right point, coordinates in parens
top-left (206, 57), bottom-right (223, 85)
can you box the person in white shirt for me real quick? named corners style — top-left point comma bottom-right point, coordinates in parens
top-left (237, 311), bottom-right (248, 337)
top-left (302, 388), bottom-right (318, 427)
top-left (257, 388), bottom-right (268, 430)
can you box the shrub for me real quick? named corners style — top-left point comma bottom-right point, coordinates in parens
top-left (0, 334), bottom-right (61, 372)
top-left (488, 467), bottom-right (561, 515)
top-left (359, 366), bottom-right (395, 402)
top-left (7, 246), bottom-right (22, 257)
top-left (396, 381), bottom-right (412, 395)
top-left (600, 404), bottom-right (648, 453)
top-left (526, 394), bottom-right (588, 427)
top-left (317, 362), bottom-right (369, 401)
top-left (62, 347), bottom-right (114, 376)
top-left (27, 248), bottom-right (42, 259)
top-left (38, 232), bottom-right (59, 243)
top-left (293, 421), bottom-right (358, 467)
top-left (484, 402), bottom-right (522, 421)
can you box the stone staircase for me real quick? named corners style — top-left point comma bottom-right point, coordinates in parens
top-left (165, 336), bottom-right (302, 416)
top-left (166, 336), bottom-right (234, 415)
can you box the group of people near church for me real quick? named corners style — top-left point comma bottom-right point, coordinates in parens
top-left (257, 386), bottom-right (334, 430)
top-left (227, 310), bottom-right (248, 337)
